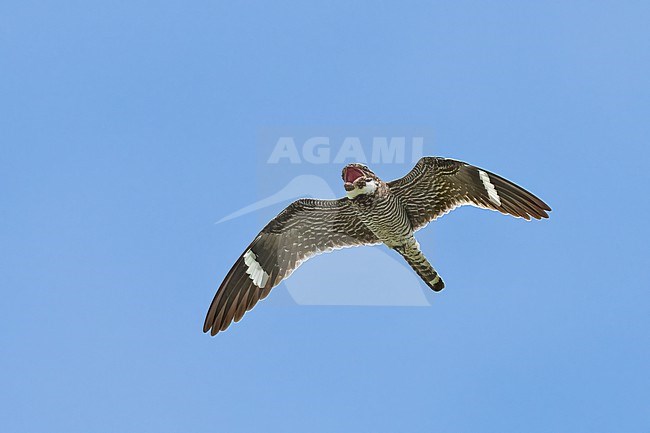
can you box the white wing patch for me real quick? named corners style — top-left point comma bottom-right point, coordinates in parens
top-left (478, 170), bottom-right (502, 206)
top-left (243, 249), bottom-right (270, 288)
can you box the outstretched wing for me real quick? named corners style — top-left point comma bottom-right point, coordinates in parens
top-left (389, 157), bottom-right (551, 231)
top-left (204, 198), bottom-right (379, 335)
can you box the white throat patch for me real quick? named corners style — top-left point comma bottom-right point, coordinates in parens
top-left (346, 180), bottom-right (378, 199)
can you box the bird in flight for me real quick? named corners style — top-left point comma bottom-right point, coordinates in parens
top-left (204, 157), bottom-right (551, 335)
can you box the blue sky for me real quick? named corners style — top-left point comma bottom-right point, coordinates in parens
top-left (2, 1), bottom-right (649, 432)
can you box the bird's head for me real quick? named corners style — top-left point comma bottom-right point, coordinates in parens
top-left (342, 164), bottom-right (380, 199)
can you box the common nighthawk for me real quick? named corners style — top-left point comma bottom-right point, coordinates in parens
top-left (204, 157), bottom-right (550, 335)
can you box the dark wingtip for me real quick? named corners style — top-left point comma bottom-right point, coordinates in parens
top-left (534, 202), bottom-right (552, 219)
top-left (530, 207), bottom-right (550, 220)
top-left (203, 321), bottom-right (217, 336)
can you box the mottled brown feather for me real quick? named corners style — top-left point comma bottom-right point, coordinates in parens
top-left (203, 198), bottom-right (380, 335)
top-left (388, 157), bottom-right (551, 230)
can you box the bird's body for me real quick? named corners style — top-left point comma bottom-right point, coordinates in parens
top-left (348, 180), bottom-right (412, 248)
top-left (204, 157), bottom-right (551, 335)
top-left (344, 169), bottom-right (444, 291)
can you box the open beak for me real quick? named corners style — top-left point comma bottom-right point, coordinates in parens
top-left (343, 166), bottom-right (364, 183)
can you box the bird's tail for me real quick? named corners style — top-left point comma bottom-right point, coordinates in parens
top-left (395, 239), bottom-right (444, 292)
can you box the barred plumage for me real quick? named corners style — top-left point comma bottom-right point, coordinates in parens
top-left (203, 157), bottom-right (551, 335)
